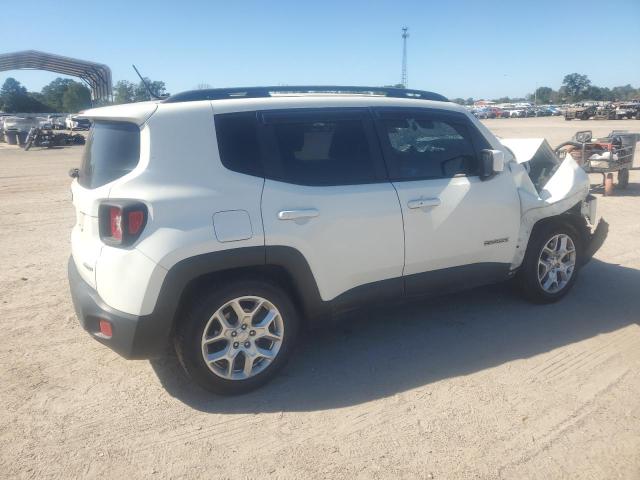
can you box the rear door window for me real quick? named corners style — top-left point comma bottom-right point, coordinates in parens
top-left (261, 109), bottom-right (385, 186)
top-left (79, 121), bottom-right (140, 188)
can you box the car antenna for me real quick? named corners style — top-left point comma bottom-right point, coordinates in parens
top-left (132, 64), bottom-right (163, 100)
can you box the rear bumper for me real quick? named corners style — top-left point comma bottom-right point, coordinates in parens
top-left (68, 257), bottom-right (169, 359)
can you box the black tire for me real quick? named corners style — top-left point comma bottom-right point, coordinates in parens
top-left (518, 222), bottom-right (582, 304)
top-left (618, 168), bottom-right (629, 189)
top-left (175, 279), bottom-right (299, 395)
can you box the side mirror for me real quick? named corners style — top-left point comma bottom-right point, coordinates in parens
top-left (480, 149), bottom-right (505, 180)
top-left (68, 168), bottom-right (79, 179)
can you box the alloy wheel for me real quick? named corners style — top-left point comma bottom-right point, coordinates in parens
top-left (201, 296), bottom-right (285, 380)
top-left (537, 234), bottom-right (577, 294)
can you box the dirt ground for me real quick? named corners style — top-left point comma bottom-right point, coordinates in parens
top-left (1, 116), bottom-right (639, 479)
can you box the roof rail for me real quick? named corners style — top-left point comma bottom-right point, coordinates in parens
top-left (163, 85), bottom-right (448, 104)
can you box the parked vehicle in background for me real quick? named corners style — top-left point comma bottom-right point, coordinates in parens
top-left (565, 105), bottom-right (597, 121)
top-left (613, 103), bottom-right (638, 120)
top-left (47, 114), bottom-right (67, 129)
top-left (472, 108), bottom-right (492, 119)
top-left (3, 116), bottom-right (39, 132)
top-left (67, 85), bottom-right (606, 394)
top-left (489, 107), bottom-right (509, 118)
top-left (533, 107), bottom-right (553, 117)
top-left (0, 116), bottom-right (40, 145)
top-left (65, 114), bottom-right (91, 130)
top-left (39, 116), bottom-right (53, 129)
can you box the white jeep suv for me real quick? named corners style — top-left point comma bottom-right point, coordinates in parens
top-left (68, 86), bottom-right (607, 394)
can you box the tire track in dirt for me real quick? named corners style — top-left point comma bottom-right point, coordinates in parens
top-left (497, 368), bottom-right (633, 479)
top-left (528, 328), bottom-right (634, 383)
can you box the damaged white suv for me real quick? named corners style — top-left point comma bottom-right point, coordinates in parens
top-left (68, 86), bottom-right (607, 394)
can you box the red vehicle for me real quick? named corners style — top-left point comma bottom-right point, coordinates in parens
top-left (489, 107), bottom-right (510, 118)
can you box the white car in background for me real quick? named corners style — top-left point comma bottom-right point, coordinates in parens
top-left (46, 114), bottom-right (67, 129)
top-left (2, 115), bottom-right (39, 132)
top-left (65, 114), bottom-right (91, 130)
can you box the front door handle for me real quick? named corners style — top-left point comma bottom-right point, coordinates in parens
top-left (407, 197), bottom-right (441, 209)
top-left (277, 208), bottom-right (320, 220)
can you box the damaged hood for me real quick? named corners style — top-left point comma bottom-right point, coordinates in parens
top-left (538, 154), bottom-right (590, 202)
top-left (500, 138), bottom-right (548, 164)
top-left (500, 136), bottom-right (590, 207)
top-left (501, 137), bottom-right (596, 270)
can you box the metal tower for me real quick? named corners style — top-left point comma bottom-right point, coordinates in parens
top-left (401, 27), bottom-right (409, 88)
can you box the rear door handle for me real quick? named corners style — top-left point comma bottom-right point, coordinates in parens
top-left (407, 197), bottom-right (441, 209)
top-left (277, 208), bottom-right (320, 220)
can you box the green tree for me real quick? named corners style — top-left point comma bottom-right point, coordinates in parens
top-left (562, 73), bottom-right (591, 101)
top-left (451, 98), bottom-right (466, 105)
top-left (113, 80), bottom-right (136, 104)
top-left (611, 84), bottom-right (636, 101)
top-left (134, 78), bottom-right (167, 102)
top-left (27, 92), bottom-right (51, 112)
top-left (62, 83), bottom-right (92, 112)
top-left (41, 78), bottom-right (76, 112)
top-left (582, 85), bottom-right (607, 101)
top-left (534, 86), bottom-right (554, 104)
top-left (0, 77), bottom-right (43, 112)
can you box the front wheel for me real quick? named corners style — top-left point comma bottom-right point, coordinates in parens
top-left (519, 223), bottom-right (582, 303)
top-left (175, 279), bottom-right (299, 395)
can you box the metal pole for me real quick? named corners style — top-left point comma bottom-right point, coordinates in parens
top-left (401, 27), bottom-right (409, 88)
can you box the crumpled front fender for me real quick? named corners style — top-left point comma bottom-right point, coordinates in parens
top-left (502, 137), bottom-right (597, 269)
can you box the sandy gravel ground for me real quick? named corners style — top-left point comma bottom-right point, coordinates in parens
top-left (1, 117), bottom-right (639, 479)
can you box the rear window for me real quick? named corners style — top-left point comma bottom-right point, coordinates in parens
top-left (78, 121), bottom-right (140, 188)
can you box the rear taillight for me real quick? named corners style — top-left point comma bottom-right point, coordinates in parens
top-left (99, 201), bottom-right (148, 246)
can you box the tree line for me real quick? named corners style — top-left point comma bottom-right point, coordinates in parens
top-left (0, 77), bottom-right (92, 113)
top-left (3, 72), bottom-right (638, 113)
top-left (0, 76), bottom-right (167, 113)
top-left (453, 73), bottom-right (639, 106)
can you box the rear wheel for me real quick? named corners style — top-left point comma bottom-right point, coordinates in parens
top-left (175, 279), bottom-right (299, 394)
top-left (519, 223), bottom-right (582, 303)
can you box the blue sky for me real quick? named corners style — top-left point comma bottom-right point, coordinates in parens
top-left (2, 0), bottom-right (639, 99)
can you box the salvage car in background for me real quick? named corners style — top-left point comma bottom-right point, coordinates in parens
top-left (565, 105), bottom-right (597, 121)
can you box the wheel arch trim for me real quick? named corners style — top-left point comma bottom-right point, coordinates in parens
top-left (152, 246), bottom-right (327, 347)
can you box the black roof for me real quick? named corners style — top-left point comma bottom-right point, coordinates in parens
top-left (164, 85), bottom-right (448, 104)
